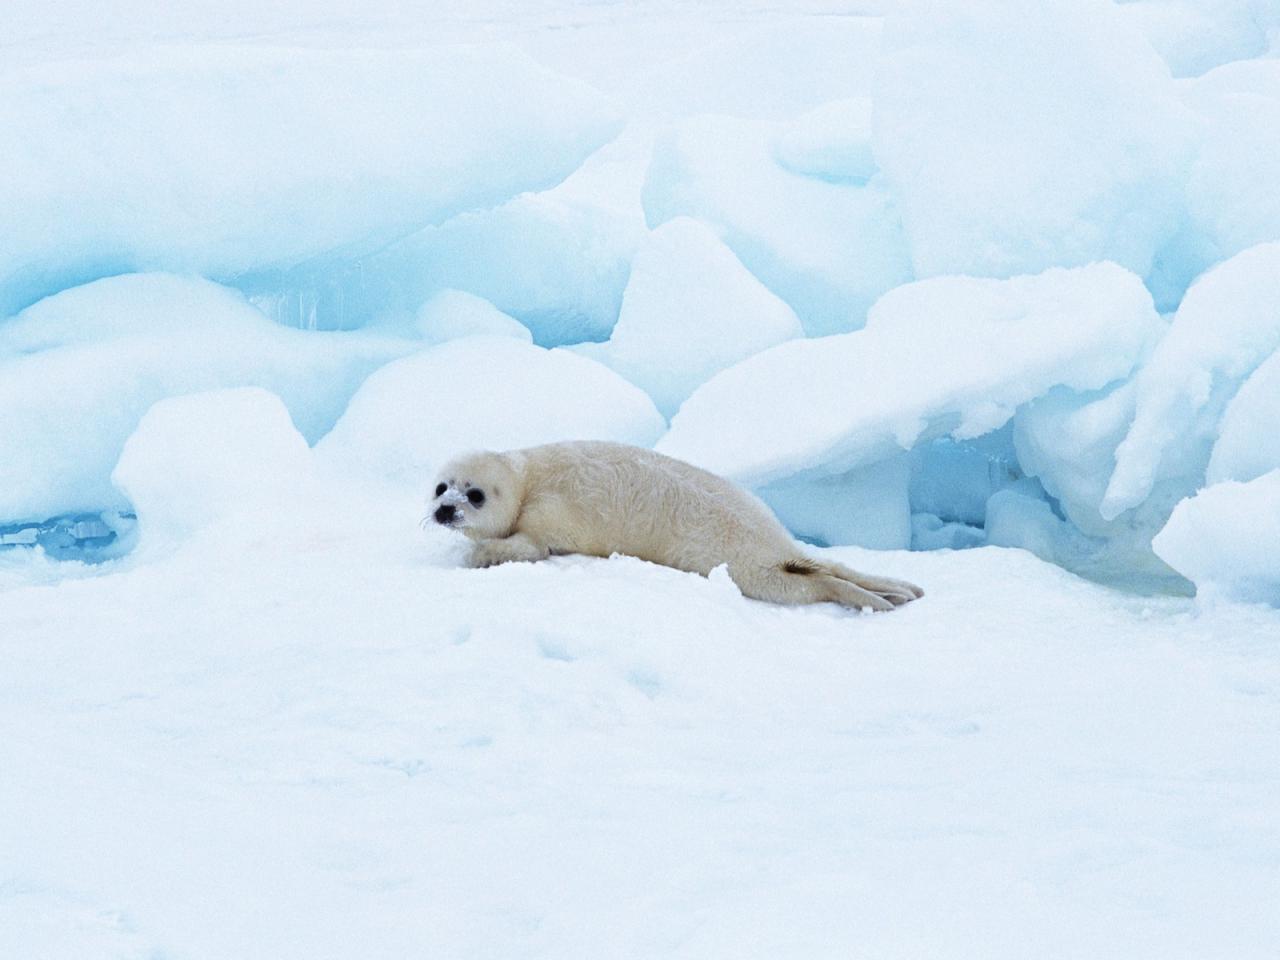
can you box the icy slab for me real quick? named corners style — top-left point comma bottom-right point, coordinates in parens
top-left (1119, 0), bottom-right (1279, 77)
top-left (1208, 349), bottom-right (1280, 484)
top-left (1182, 60), bottom-right (1280, 272)
top-left (1103, 242), bottom-right (1280, 520)
top-left (261, 125), bottom-right (653, 343)
top-left (0, 43), bottom-right (620, 316)
top-left (315, 337), bottom-right (665, 488)
top-left (874, 0), bottom-right (1191, 284)
top-left (112, 388), bottom-right (314, 556)
top-left (1153, 470), bottom-right (1280, 605)
top-left (414, 290), bottom-right (532, 344)
top-left (575, 217), bottom-right (803, 418)
top-left (658, 262), bottom-right (1164, 489)
top-left (0, 273), bottom-right (410, 523)
top-left (774, 98), bottom-right (877, 183)
top-left (642, 114), bottom-right (911, 336)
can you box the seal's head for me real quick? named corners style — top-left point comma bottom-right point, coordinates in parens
top-left (427, 450), bottom-right (523, 540)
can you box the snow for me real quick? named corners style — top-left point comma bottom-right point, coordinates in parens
top-left (642, 114), bottom-right (911, 336)
top-left (0, 273), bottom-right (409, 523)
top-left (0, 43), bottom-right (620, 318)
top-left (574, 217), bottom-right (803, 418)
top-left (314, 337), bottom-right (665, 490)
top-left (3, 506), bottom-right (1278, 958)
top-left (1103, 242), bottom-right (1280, 520)
top-left (873, 0), bottom-right (1192, 287)
top-left (1153, 470), bottom-right (1280, 605)
top-left (7, 0), bottom-right (1280, 951)
top-left (659, 262), bottom-right (1164, 488)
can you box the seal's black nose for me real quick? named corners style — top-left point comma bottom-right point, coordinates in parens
top-left (434, 504), bottom-right (456, 525)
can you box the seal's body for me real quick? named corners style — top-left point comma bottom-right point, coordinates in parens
top-left (430, 441), bottom-right (922, 611)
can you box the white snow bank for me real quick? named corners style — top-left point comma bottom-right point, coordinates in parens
top-left (758, 456), bottom-right (912, 550)
top-left (658, 262), bottom-right (1164, 488)
top-left (575, 217), bottom-right (802, 418)
top-left (1153, 470), bottom-right (1280, 605)
top-left (0, 43), bottom-right (620, 316)
top-left (0, 274), bottom-right (409, 522)
top-left (642, 114), bottom-right (911, 336)
top-left (315, 337), bottom-right (665, 488)
top-left (774, 98), bottom-right (877, 183)
top-left (112, 388), bottom-right (314, 556)
top-left (414, 290), bottom-right (532, 344)
top-left (874, 0), bottom-right (1191, 284)
top-left (1103, 242), bottom-right (1280, 520)
top-left (1208, 350), bottom-right (1280, 484)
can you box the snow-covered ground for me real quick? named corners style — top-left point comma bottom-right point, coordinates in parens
top-left (3, 513), bottom-right (1278, 959)
top-left (5, 0), bottom-right (1280, 955)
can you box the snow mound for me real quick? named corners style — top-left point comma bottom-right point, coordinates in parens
top-left (575, 217), bottom-right (802, 418)
top-left (642, 114), bottom-right (911, 336)
top-left (414, 290), bottom-right (532, 344)
top-left (0, 43), bottom-right (620, 316)
top-left (774, 98), bottom-right (877, 183)
top-left (112, 388), bottom-right (313, 556)
top-left (0, 273), bottom-right (408, 523)
top-left (1208, 349), bottom-right (1280, 484)
top-left (658, 262), bottom-right (1164, 488)
top-left (874, 0), bottom-right (1191, 285)
top-left (1153, 470), bottom-right (1280, 605)
top-left (315, 337), bottom-right (665, 487)
top-left (1103, 242), bottom-right (1280, 520)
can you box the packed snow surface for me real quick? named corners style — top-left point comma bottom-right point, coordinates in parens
top-left (3, 488), bottom-right (1277, 959)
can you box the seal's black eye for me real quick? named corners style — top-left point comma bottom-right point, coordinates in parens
top-left (434, 483), bottom-right (447, 498)
top-left (466, 488), bottom-right (485, 507)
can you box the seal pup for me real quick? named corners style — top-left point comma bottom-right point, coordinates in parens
top-left (428, 440), bottom-right (923, 612)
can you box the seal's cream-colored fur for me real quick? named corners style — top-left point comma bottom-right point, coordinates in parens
top-left (429, 441), bottom-right (922, 611)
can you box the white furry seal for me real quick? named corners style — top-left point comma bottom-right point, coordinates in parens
top-left (428, 441), bottom-right (923, 612)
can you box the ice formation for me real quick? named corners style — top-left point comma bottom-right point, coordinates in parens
top-left (574, 217), bottom-right (803, 418)
top-left (658, 263), bottom-right (1163, 487)
top-left (0, 274), bottom-right (409, 524)
top-left (874, 0), bottom-right (1192, 291)
top-left (1102, 242), bottom-right (1280, 520)
top-left (642, 114), bottom-right (911, 336)
top-left (1153, 470), bottom-right (1280, 605)
top-left (0, 43), bottom-right (620, 318)
top-left (3, 0), bottom-right (1278, 601)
